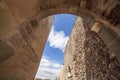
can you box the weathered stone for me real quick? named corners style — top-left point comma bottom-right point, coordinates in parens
top-left (0, 0), bottom-right (120, 80)
top-left (0, 41), bottom-right (14, 64)
top-left (57, 17), bottom-right (120, 80)
top-left (0, 16), bottom-right (53, 80)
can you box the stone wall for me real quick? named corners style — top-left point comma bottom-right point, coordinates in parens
top-left (0, 0), bottom-right (120, 80)
top-left (57, 17), bottom-right (120, 80)
top-left (0, 16), bottom-right (53, 80)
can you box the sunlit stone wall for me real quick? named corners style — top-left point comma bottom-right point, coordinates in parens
top-left (57, 17), bottom-right (120, 80)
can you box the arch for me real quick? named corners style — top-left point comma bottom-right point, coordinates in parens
top-left (0, 0), bottom-right (120, 80)
top-left (0, 0), bottom-right (120, 37)
top-left (28, 4), bottom-right (120, 61)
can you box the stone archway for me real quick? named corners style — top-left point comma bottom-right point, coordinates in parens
top-left (0, 0), bottom-right (120, 80)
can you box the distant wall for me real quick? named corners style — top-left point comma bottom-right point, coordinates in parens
top-left (34, 78), bottom-right (50, 80)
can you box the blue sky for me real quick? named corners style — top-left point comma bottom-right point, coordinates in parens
top-left (35, 14), bottom-right (76, 79)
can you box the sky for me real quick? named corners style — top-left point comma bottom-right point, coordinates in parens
top-left (35, 14), bottom-right (76, 80)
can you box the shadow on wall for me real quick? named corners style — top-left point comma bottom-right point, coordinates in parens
top-left (83, 17), bottom-right (120, 80)
top-left (74, 17), bottom-right (120, 80)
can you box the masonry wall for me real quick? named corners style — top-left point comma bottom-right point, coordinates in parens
top-left (57, 17), bottom-right (120, 80)
top-left (0, 16), bottom-right (53, 80)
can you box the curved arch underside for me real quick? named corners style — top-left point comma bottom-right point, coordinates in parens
top-left (0, 0), bottom-right (120, 80)
top-left (0, 0), bottom-right (120, 35)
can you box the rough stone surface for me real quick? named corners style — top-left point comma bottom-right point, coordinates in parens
top-left (0, 0), bottom-right (120, 37)
top-left (0, 16), bottom-right (53, 80)
top-left (57, 17), bottom-right (120, 80)
top-left (0, 0), bottom-right (120, 80)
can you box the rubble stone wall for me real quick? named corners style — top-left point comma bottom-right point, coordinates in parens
top-left (57, 17), bottom-right (120, 80)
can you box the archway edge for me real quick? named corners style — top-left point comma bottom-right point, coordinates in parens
top-left (0, 0), bottom-right (120, 80)
top-left (1, 3), bottom-right (119, 61)
top-left (28, 4), bottom-right (120, 36)
top-left (2, 4), bottom-right (120, 60)
top-left (31, 4), bottom-right (120, 60)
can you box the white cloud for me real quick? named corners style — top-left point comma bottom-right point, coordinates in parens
top-left (48, 26), bottom-right (69, 51)
top-left (35, 26), bottom-right (68, 79)
top-left (35, 56), bottom-right (63, 80)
